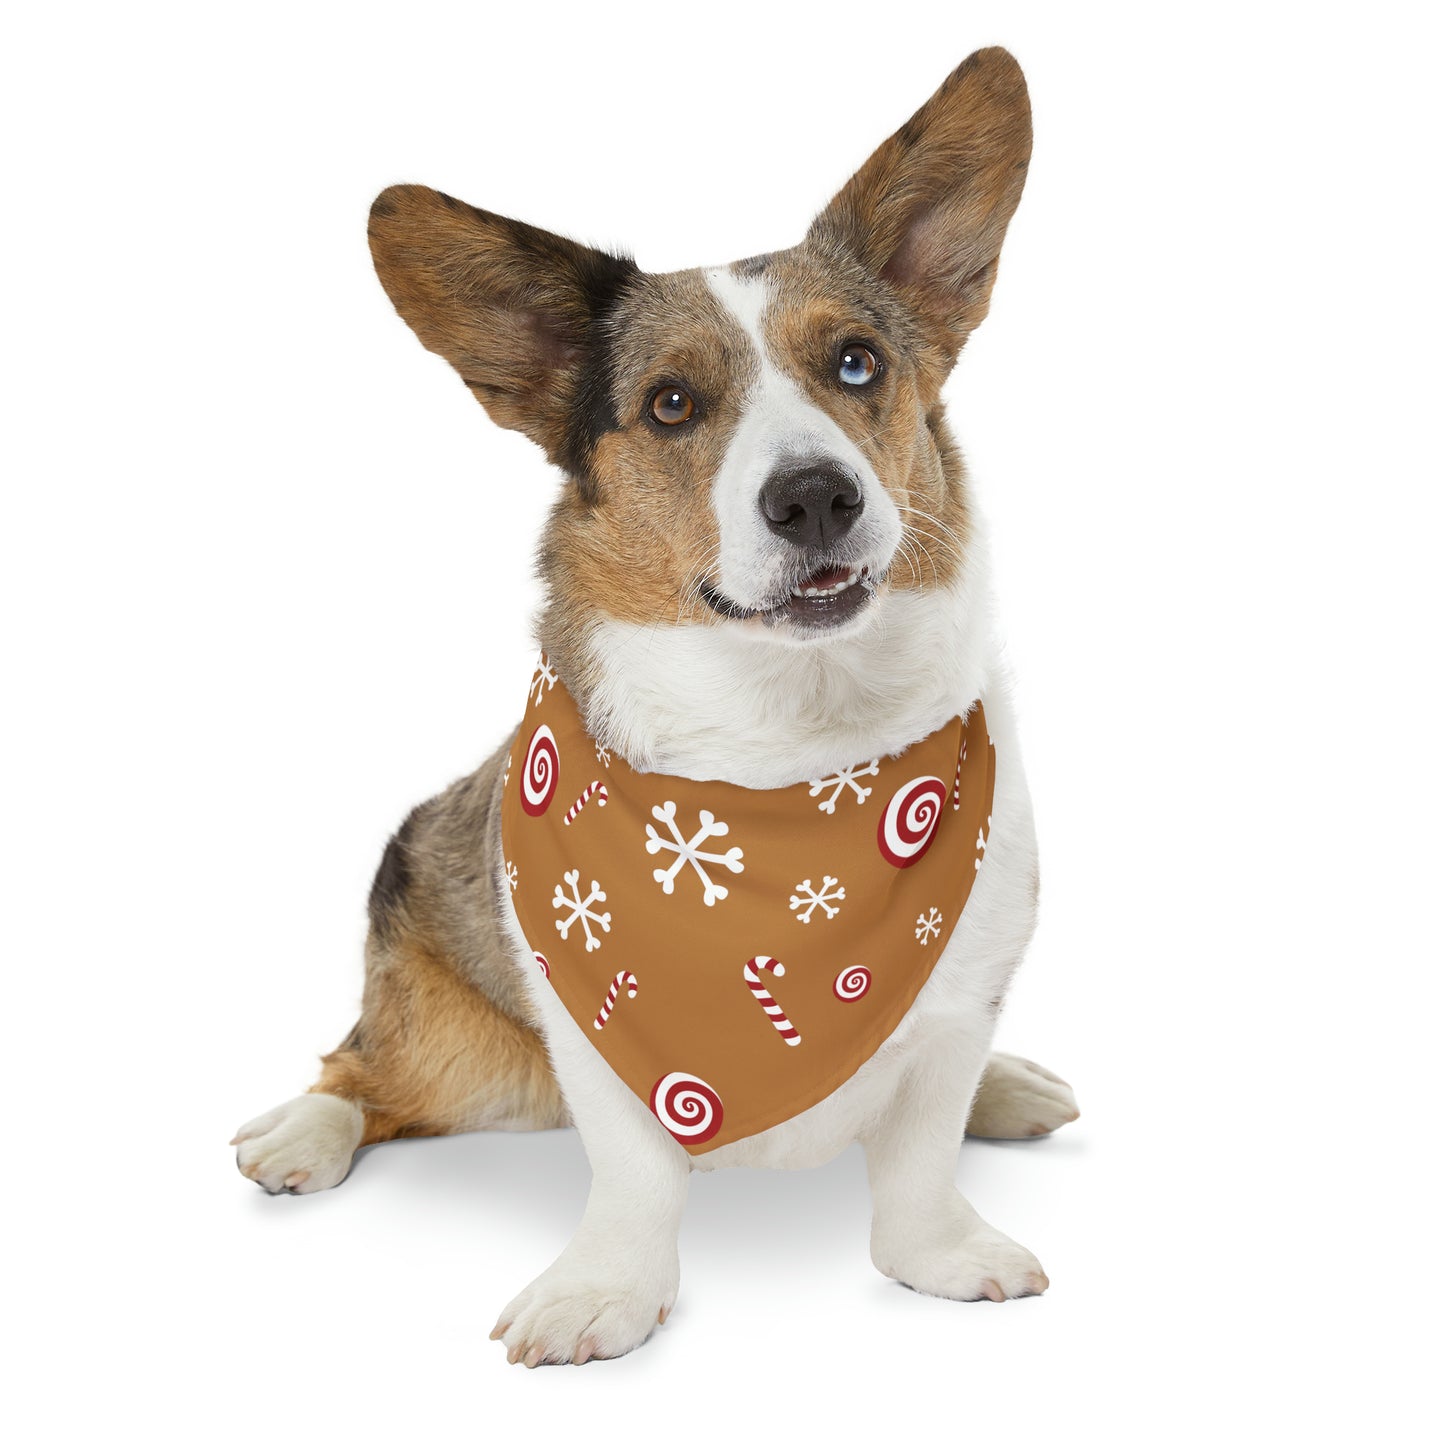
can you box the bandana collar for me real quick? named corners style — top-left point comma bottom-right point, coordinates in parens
top-left (501, 655), bottom-right (995, 1154)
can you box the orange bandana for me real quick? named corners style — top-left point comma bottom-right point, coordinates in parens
top-left (500, 656), bottom-right (995, 1155)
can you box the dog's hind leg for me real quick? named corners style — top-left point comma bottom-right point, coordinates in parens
top-left (232, 935), bottom-right (567, 1194)
top-left (966, 1052), bottom-right (1079, 1140)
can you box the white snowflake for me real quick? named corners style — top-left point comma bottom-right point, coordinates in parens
top-left (789, 875), bottom-right (846, 923)
top-left (975, 816), bottom-right (991, 872)
top-left (595, 742), bottom-right (612, 768)
top-left (530, 655), bottom-right (558, 706)
top-left (644, 801), bottom-right (744, 906)
top-left (915, 906), bottom-right (943, 944)
top-left (808, 759), bottom-right (880, 814)
top-left (552, 869), bottom-right (611, 952)
top-left (504, 859), bottom-right (518, 892)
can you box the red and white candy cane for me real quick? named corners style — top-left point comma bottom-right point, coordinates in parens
top-left (564, 779), bottom-right (609, 826)
top-left (593, 969), bottom-right (638, 1030)
top-left (743, 955), bottom-right (801, 1047)
top-left (952, 740), bottom-right (967, 810)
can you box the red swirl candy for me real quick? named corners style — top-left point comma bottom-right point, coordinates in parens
top-left (877, 775), bottom-right (946, 867)
top-left (520, 724), bottom-right (559, 816)
top-left (650, 1071), bottom-right (724, 1145)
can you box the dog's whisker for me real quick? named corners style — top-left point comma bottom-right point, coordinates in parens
top-left (897, 504), bottom-right (968, 564)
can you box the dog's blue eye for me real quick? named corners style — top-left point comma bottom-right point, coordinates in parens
top-left (838, 345), bottom-right (879, 386)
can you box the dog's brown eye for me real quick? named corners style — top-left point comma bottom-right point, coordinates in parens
top-left (650, 386), bottom-right (695, 425)
top-left (839, 345), bottom-right (879, 386)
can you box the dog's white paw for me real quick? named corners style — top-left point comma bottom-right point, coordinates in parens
top-left (491, 1253), bottom-right (677, 1366)
top-left (874, 1209), bottom-right (1048, 1302)
top-left (967, 1052), bottom-right (1080, 1139)
top-left (231, 1093), bottom-right (363, 1194)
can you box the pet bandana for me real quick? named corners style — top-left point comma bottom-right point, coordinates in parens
top-left (500, 655), bottom-right (995, 1155)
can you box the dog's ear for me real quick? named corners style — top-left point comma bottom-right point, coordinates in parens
top-left (808, 47), bottom-right (1031, 355)
top-left (368, 185), bottom-right (640, 479)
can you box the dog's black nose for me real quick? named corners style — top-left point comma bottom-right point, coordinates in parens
top-left (758, 460), bottom-right (864, 549)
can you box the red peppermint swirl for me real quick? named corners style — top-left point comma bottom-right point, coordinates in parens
top-left (877, 775), bottom-right (947, 868)
top-left (520, 724), bottom-right (559, 816)
top-left (650, 1071), bottom-right (724, 1145)
top-left (833, 965), bottom-right (872, 1001)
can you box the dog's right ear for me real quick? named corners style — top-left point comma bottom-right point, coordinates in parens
top-left (368, 185), bottom-right (640, 481)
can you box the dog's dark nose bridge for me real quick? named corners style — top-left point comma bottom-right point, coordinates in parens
top-left (758, 458), bottom-right (864, 549)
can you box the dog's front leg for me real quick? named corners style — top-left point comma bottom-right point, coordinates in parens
top-left (865, 1030), bottom-right (1048, 1302)
top-left (491, 1033), bottom-right (689, 1366)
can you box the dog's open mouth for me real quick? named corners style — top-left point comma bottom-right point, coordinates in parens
top-left (700, 564), bottom-right (876, 631)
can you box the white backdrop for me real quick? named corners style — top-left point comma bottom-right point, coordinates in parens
top-left (4, 2), bottom-right (1441, 1439)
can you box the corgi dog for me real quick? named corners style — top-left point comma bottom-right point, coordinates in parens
top-left (232, 46), bottom-right (1078, 1366)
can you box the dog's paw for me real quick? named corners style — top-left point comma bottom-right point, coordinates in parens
top-left (967, 1052), bottom-right (1080, 1139)
top-left (491, 1256), bottom-right (677, 1367)
top-left (231, 1093), bottom-right (363, 1194)
top-left (874, 1213), bottom-right (1048, 1302)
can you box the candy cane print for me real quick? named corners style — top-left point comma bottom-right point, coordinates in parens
top-left (743, 956), bottom-right (801, 1046)
top-left (564, 780), bottom-right (609, 826)
top-left (952, 740), bottom-right (966, 810)
top-left (592, 969), bottom-right (639, 1030)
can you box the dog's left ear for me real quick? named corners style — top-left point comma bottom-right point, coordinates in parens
top-left (808, 47), bottom-right (1032, 355)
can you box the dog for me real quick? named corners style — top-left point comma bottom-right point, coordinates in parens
top-left (232, 45), bottom-right (1078, 1366)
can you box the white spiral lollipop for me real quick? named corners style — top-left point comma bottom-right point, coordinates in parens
top-left (650, 1072), bottom-right (724, 1145)
top-left (877, 775), bottom-right (947, 868)
top-left (520, 724), bottom-right (559, 816)
top-left (832, 965), bottom-right (872, 1001)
